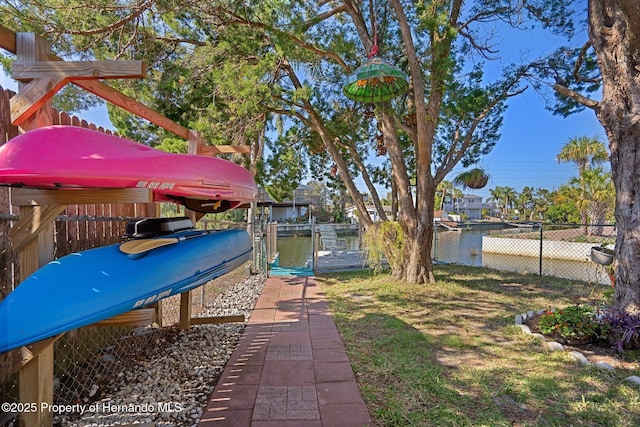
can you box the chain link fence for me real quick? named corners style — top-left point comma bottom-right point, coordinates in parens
top-left (432, 222), bottom-right (616, 286)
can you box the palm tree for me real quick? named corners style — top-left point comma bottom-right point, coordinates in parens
top-left (502, 186), bottom-right (517, 219)
top-left (571, 167), bottom-right (615, 236)
top-left (557, 136), bottom-right (609, 174)
top-left (517, 186), bottom-right (535, 220)
top-left (489, 186), bottom-right (516, 219)
top-left (436, 180), bottom-right (454, 211)
top-left (488, 186), bottom-right (506, 218)
top-left (532, 188), bottom-right (551, 220)
top-left (552, 184), bottom-right (582, 223)
top-left (557, 136), bottom-right (609, 232)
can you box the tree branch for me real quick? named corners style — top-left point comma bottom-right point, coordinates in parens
top-left (63, 0), bottom-right (153, 36)
top-left (302, 5), bottom-right (349, 31)
top-left (217, 8), bottom-right (351, 71)
top-left (553, 83), bottom-right (600, 110)
top-left (573, 41), bottom-right (601, 84)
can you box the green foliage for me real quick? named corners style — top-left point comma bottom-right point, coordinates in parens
top-left (538, 305), bottom-right (598, 341)
top-left (533, 45), bottom-right (601, 117)
top-left (154, 137), bottom-right (188, 154)
top-left (362, 221), bottom-right (404, 272)
top-left (258, 134), bottom-right (305, 202)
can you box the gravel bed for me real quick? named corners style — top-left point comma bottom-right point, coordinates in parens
top-left (56, 273), bottom-right (266, 427)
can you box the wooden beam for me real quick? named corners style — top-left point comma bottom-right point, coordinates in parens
top-left (15, 32), bottom-right (55, 131)
top-left (11, 60), bottom-right (144, 125)
top-left (0, 25), bottom-right (190, 139)
top-left (189, 130), bottom-right (250, 156)
top-left (1, 25), bottom-right (253, 156)
top-left (75, 78), bottom-right (193, 140)
top-left (10, 205), bottom-right (65, 254)
top-left (12, 60), bottom-right (145, 81)
top-left (93, 308), bottom-right (156, 327)
top-left (19, 344), bottom-right (54, 426)
top-left (13, 33), bottom-right (57, 427)
top-left (11, 187), bottom-right (153, 206)
top-left (10, 76), bottom-right (65, 125)
top-left (198, 145), bottom-right (251, 155)
top-left (190, 315), bottom-right (246, 325)
top-left (10, 335), bottom-right (64, 376)
top-left (0, 24), bottom-right (17, 54)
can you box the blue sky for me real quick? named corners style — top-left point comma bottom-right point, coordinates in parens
top-left (452, 91), bottom-right (606, 201)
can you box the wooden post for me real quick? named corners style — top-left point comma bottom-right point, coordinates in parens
top-left (13, 31), bottom-right (57, 427)
top-left (179, 291), bottom-right (192, 330)
top-left (17, 207), bottom-right (58, 427)
top-left (176, 130), bottom-right (203, 330)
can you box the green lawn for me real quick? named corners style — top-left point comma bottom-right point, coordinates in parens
top-left (318, 265), bottom-right (640, 426)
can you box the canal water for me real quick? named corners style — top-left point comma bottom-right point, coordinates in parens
top-left (276, 235), bottom-right (359, 268)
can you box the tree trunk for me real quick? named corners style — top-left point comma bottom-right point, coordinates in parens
top-left (405, 193), bottom-right (436, 284)
top-left (589, 0), bottom-right (640, 314)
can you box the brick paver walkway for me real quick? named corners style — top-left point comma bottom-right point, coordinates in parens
top-left (198, 276), bottom-right (371, 426)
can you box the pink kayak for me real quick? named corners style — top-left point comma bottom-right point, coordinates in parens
top-left (0, 126), bottom-right (257, 213)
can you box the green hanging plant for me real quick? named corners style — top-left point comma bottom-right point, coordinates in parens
top-left (453, 168), bottom-right (490, 189)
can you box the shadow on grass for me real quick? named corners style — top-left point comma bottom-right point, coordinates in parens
top-left (318, 268), bottom-right (640, 427)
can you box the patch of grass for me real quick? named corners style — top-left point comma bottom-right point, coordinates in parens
top-left (318, 265), bottom-right (640, 426)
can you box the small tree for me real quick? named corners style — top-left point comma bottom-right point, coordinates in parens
top-left (557, 136), bottom-right (609, 232)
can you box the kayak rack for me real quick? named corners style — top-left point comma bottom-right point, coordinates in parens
top-left (8, 187), bottom-right (251, 424)
top-left (1, 28), bottom-right (257, 426)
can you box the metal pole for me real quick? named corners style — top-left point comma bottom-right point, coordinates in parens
top-left (311, 216), bottom-right (316, 271)
top-left (433, 225), bottom-right (438, 261)
top-left (539, 222), bottom-right (543, 276)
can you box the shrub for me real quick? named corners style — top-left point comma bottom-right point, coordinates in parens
top-left (596, 307), bottom-right (640, 353)
top-left (538, 305), bottom-right (598, 342)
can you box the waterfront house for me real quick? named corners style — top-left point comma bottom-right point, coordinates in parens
top-left (442, 194), bottom-right (492, 220)
top-left (257, 185), bottom-right (317, 222)
top-left (345, 204), bottom-right (393, 223)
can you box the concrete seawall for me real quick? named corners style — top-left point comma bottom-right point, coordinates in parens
top-left (482, 236), bottom-right (600, 262)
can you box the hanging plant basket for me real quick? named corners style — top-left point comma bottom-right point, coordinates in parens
top-left (453, 168), bottom-right (489, 189)
top-left (590, 246), bottom-right (614, 265)
top-left (343, 56), bottom-right (409, 103)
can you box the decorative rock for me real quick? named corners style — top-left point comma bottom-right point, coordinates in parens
top-left (516, 308), bottom-right (629, 376)
top-left (569, 351), bottom-right (590, 365)
top-left (595, 361), bottom-right (615, 371)
top-left (58, 273), bottom-right (267, 426)
top-left (624, 375), bottom-right (640, 385)
top-left (518, 324), bottom-right (532, 334)
top-left (88, 384), bottom-right (99, 398)
top-left (547, 341), bottom-right (564, 351)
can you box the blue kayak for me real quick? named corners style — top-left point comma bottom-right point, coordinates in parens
top-left (0, 228), bottom-right (252, 353)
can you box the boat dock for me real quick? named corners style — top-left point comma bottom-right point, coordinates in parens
top-left (269, 250), bottom-right (371, 277)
